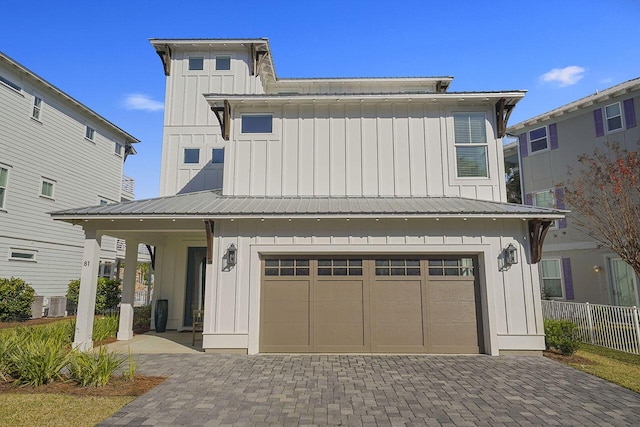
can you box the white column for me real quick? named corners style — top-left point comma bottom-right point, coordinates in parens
top-left (117, 239), bottom-right (138, 341)
top-left (73, 229), bottom-right (102, 351)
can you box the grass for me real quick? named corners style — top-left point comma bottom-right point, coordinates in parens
top-left (0, 394), bottom-right (135, 427)
top-left (547, 343), bottom-right (640, 393)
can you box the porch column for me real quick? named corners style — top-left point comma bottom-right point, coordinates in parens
top-left (117, 239), bottom-right (138, 341)
top-left (73, 229), bottom-right (102, 351)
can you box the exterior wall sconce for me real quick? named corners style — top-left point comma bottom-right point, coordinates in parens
top-left (227, 243), bottom-right (237, 267)
top-left (593, 265), bottom-right (601, 273)
top-left (504, 243), bottom-right (518, 267)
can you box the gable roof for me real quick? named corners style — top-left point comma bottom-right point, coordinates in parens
top-left (50, 191), bottom-right (565, 221)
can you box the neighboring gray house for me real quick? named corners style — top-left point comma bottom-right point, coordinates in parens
top-left (0, 52), bottom-right (139, 300)
top-left (506, 78), bottom-right (640, 306)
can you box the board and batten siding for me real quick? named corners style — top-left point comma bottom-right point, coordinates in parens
top-left (222, 102), bottom-right (505, 201)
top-left (0, 63), bottom-right (126, 294)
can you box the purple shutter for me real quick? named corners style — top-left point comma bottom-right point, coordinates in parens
top-left (549, 123), bottom-right (558, 150)
top-left (593, 108), bottom-right (604, 137)
top-left (555, 187), bottom-right (567, 228)
top-left (525, 193), bottom-right (533, 206)
top-left (624, 98), bottom-right (637, 129)
top-left (519, 133), bottom-right (528, 158)
top-left (562, 257), bottom-right (574, 300)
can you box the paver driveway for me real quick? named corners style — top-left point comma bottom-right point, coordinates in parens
top-left (100, 354), bottom-right (640, 426)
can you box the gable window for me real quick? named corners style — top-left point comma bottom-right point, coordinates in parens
top-left (85, 126), bottom-right (95, 141)
top-left (540, 259), bottom-right (563, 299)
top-left (215, 56), bottom-right (231, 71)
top-left (241, 114), bottom-right (273, 134)
top-left (0, 75), bottom-right (21, 92)
top-left (0, 166), bottom-right (8, 209)
top-left (184, 148), bottom-right (200, 164)
top-left (40, 178), bottom-right (55, 199)
top-left (529, 126), bottom-right (548, 153)
top-left (453, 113), bottom-right (488, 178)
top-left (605, 102), bottom-right (623, 132)
top-left (32, 96), bottom-right (42, 120)
top-left (188, 56), bottom-right (204, 71)
top-left (8, 248), bottom-right (37, 262)
top-left (115, 142), bottom-right (124, 156)
top-left (212, 148), bottom-right (225, 164)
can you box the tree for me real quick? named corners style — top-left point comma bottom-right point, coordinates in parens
top-left (563, 142), bottom-right (640, 278)
top-left (506, 167), bottom-right (522, 204)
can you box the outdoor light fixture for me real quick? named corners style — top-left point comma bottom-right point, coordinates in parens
top-left (505, 243), bottom-right (518, 266)
top-left (593, 265), bottom-right (601, 273)
top-left (227, 243), bottom-right (237, 267)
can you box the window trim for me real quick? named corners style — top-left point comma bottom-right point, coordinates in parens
top-left (0, 164), bottom-right (9, 211)
top-left (188, 55), bottom-right (204, 71)
top-left (605, 101), bottom-right (624, 133)
top-left (39, 177), bottom-right (56, 200)
top-left (215, 55), bottom-right (232, 71)
top-left (452, 112), bottom-right (490, 179)
top-left (8, 248), bottom-right (37, 262)
top-left (183, 148), bottom-right (201, 164)
top-left (114, 142), bottom-right (124, 157)
top-left (240, 114), bottom-right (274, 135)
top-left (85, 126), bottom-right (95, 141)
top-left (528, 125), bottom-right (549, 154)
top-left (533, 189), bottom-right (558, 229)
top-left (540, 258), bottom-right (564, 299)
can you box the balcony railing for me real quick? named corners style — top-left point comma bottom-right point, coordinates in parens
top-left (121, 175), bottom-right (135, 200)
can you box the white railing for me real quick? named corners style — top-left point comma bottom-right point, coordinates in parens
top-left (542, 300), bottom-right (640, 354)
top-left (134, 290), bottom-right (152, 307)
top-left (121, 175), bottom-right (135, 194)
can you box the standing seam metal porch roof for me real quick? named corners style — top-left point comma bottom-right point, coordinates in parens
top-left (50, 190), bottom-right (566, 219)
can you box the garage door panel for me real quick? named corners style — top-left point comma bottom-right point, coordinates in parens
top-left (316, 280), bottom-right (364, 301)
top-left (373, 280), bottom-right (422, 301)
top-left (316, 324), bottom-right (365, 347)
top-left (373, 302), bottom-right (423, 323)
top-left (261, 323), bottom-right (310, 346)
top-left (316, 302), bottom-right (364, 323)
top-left (373, 323), bottom-right (424, 347)
top-left (262, 280), bottom-right (310, 301)
top-left (430, 281), bottom-right (475, 302)
top-left (262, 301), bottom-right (309, 323)
top-left (430, 302), bottom-right (477, 323)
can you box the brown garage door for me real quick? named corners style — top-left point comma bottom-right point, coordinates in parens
top-left (260, 257), bottom-right (482, 354)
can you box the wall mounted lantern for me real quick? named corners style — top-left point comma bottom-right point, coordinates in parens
top-left (593, 265), bottom-right (601, 273)
top-left (227, 243), bottom-right (237, 267)
top-left (504, 243), bottom-right (518, 267)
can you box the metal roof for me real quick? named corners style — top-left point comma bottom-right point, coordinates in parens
top-left (50, 191), bottom-right (565, 220)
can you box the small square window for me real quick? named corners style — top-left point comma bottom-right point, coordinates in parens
top-left (40, 178), bottom-right (55, 198)
top-left (188, 56), bottom-right (204, 71)
top-left (32, 96), bottom-right (42, 120)
top-left (605, 102), bottom-right (623, 132)
top-left (184, 148), bottom-right (200, 164)
top-left (216, 56), bottom-right (231, 71)
top-left (212, 148), bottom-right (225, 164)
top-left (115, 143), bottom-right (124, 156)
top-left (241, 115), bottom-right (273, 133)
top-left (85, 126), bottom-right (95, 141)
top-left (529, 126), bottom-right (548, 153)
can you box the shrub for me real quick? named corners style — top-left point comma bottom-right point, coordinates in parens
top-left (545, 319), bottom-right (580, 355)
top-left (8, 335), bottom-right (68, 386)
top-left (67, 346), bottom-right (126, 387)
top-left (0, 277), bottom-right (35, 322)
top-left (92, 315), bottom-right (119, 341)
top-left (133, 304), bottom-right (151, 331)
top-left (67, 278), bottom-right (122, 314)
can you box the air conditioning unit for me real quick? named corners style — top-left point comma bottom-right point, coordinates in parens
top-left (31, 295), bottom-right (44, 319)
top-left (48, 296), bottom-right (67, 317)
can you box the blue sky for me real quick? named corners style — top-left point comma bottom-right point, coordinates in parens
top-left (2, 0), bottom-right (639, 199)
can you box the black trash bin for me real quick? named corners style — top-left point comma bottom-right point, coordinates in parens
top-left (155, 299), bottom-right (168, 333)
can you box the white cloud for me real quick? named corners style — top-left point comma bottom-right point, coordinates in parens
top-left (124, 93), bottom-right (164, 111)
top-left (540, 66), bottom-right (586, 87)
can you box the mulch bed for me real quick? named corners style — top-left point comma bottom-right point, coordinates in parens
top-left (544, 349), bottom-right (595, 365)
top-left (0, 375), bottom-right (165, 397)
top-left (0, 317), bottom-right (69, 330)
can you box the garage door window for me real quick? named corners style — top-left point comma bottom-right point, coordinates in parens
top-left (428, 258), bottom-right (474, 276)
top-left (264, 259), bottom-right (309, 276)
top-left (318, 259), bottom-right (362, 276)
top-left (375, 259), bottom-right (421, 276)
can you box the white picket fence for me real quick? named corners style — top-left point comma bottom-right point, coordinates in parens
top-left (542, 300), bottom-right (640, 354)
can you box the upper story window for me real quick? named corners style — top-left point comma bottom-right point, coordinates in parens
top-left (0, 166), bottom-right (8, 210)
top-left (40, 177), bottom-right (55, 199)
top-left (8, 248), bottom-right (37, 262)
top-left (99, 199), bottom-right (109, 206)
top-left (453, 113), bottom-right (488, 178)
top-left (534, 189), bottom-right (557, 228)
top-left (212, 148), bottom-right (225, 164)
top-left (32, 96), bottom-right (42, 120)
top-left (241, 114), bottom-right (273, 134)
top-left (540, 259), bottom-right (563, 299)
top-left (115, 142), bottom-right (124, 157)
top-left (188, 56), bottom-right (204, 71)
top-left (605, 102), bottom-right (623, 132)
top-left (85, 126), bottom-right (95, 141)
top-left (529, 126), bottom-right (548, 153)
top-left (0, 75), bottom-right (21, 92)
top-left (184, 148), bottom-right (200, 164)
top-left (215, 56), bottom-right (231, 71)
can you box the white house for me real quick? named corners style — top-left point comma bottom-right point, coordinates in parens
top-left (52, 38), bottom-right (564, 355)
top-left (0, 52), bottom-right (139, 302)
top-left (506, 78), bottom-right (640, 306)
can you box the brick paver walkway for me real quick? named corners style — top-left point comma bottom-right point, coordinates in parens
top-left (99, 354), bottom-right (640, 426)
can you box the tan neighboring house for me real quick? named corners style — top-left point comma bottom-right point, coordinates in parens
top-left (52, 38), bottom-right (564, 355)
top-left (506, 78), bottom-right (640, 306)
top-left (0, 52), bottom-right (139, 308)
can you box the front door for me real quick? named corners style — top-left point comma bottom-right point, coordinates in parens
top-left (611, 258), bottom-right (639, 307)
top-left (184, 247), bottom-right (207, 326)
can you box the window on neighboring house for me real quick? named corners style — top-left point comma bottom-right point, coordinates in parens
top-left (99, 198), bottom-right (109, 206)
top-left (605, 102), bottom-right (623, 132)
top-left (184, 148), bottom-right (200, 164)
top-left (40, 178), bottom-right (55, 199)
top-left (188, 56), bottom-right (204, 71)
top-left (115, 142), bottom-right (124, 156)
top-left (241, 114), bottom-right (273, 134)
top-left (8, 248), bottom-right (37, 262)
top-left (0, 166), bottom-right (8, 209)
top-left (540, 259), bottom-right (564, 298)
top-left (0, 75), bottom-right (21, 92)
top-left (212, 148), bottom-right (225, 164)
top-left (453, 113), bottom-right (488, 178)
top-left (215, 55), bottom-right (231, 71)
top-left (32, 96), bottom-right (42, 120)
top-left (529, 126), bottom-right (548, 153)
top-left (533, 190), bottom-right (557, 228)
top-left (85, 126), bottom-right (95, 141)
